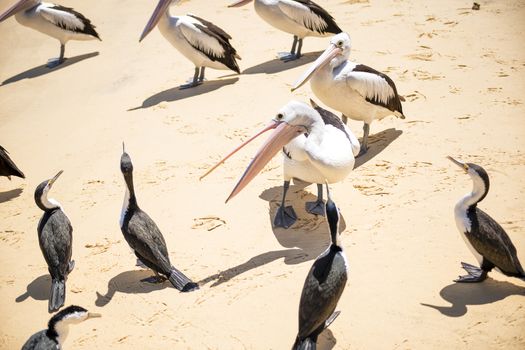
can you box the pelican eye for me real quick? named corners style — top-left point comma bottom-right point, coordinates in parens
top-left (337, 40), bottom-right (343, 47)
top-left (276, 113), bottom-right (284, 119)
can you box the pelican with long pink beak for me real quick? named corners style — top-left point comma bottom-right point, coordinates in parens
top-left (201, 100), bottom-right (360, 228)
top-left (0, 0), bottom-right (100, 68)
top-left (228, 0), bottom-right (342, 61)
top-left (292, 32), bottom-right (405, 156)
top-left (140, 0), bottom-right (241, 89)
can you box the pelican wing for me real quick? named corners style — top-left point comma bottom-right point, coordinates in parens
top-left (38, 4), bottom-right (100, 39)
top-left (181, 16), bottom-right (240, 72)
top-left (344, 64), bottom-right (403, 114)
top-left (278, 0), bottom-right (341, 34)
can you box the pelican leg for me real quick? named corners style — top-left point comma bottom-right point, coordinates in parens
top-left (180, 67), bottom-right (202, 89)
top-left (305, 184), bottom-right (325, 216)
top-left (278, 36), bottom-right (300, 61)
top-left (47, 44), bottom-right (66, 68)
top-left (274, 180), bottom-right (297, 229)
top-left (454, 262), bottom-right (488, 283)
top-left (198, 67), bottom-right (206, 82)
top-left (141, 271), bottom-right (167, 284)
top-left (357, 123), bottom-right (370, 157)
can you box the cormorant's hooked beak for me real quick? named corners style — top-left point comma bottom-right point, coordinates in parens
top-left (87, 312), bottom-right (102, 319)
top-left (0, 0), bottom-right (33, 22)
top-left (447, 156), bottom-right (469, 173)
top-left (291, 44), bottom-right (342, 92)
top-left (139, 0), bottom-right (172, 42)
top-left (200, 120), bottom-right (306, 202)
top-left (228, 0), bottom-right (253, 7)
top-left (48, 170), bottom-right (64, 188)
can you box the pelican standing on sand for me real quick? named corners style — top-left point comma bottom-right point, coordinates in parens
top-left (448, 156), bottom-right (525, 282)
top-left (140, 0), bottom-right (241, 89)
top-left (201, 100), bottom-right (360, 229)
top-left (35, 170), bottom-right (74, 312)
top-left (0, 145), bottom-right (25, 179)
top-left (293, 185), bottom-right (348, 349)
top-left (120, 146), bottom-right (199, 292)
top-left (22, 305), bottom-right (100, 350)
top-left (292, 33), bottom-right (405, 156)
top-left (228, 0), bottom-right (342, 61)
top-left (0, 0), bottom-right (100, 67)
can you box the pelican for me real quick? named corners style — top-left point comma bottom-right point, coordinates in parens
top-left (229, 0), bottom-right (342, 61)
top-left (292, 32), bottom-right (405, 156)
top-left (0, 0), bottom-right (101, 68)
top-left (448, 156), bottom-right (525, 282)
top-left (140, 0), bottom-right (241, 89)
top-left (201, 100), bottom-right (359, 229)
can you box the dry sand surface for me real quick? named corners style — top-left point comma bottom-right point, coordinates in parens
top-left (1, 0), bottom-right (525, 349)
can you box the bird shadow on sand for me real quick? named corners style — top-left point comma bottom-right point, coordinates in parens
top-left (16, 274), bottom-right (50, 303)
top-left (0, 188), bottom-right (23, 204)
top-left (260, 184), bottom-right (346, 258)
top-left (1, 52), bottom-right (99, 86)
top-left (318, 329), bottom-right (337, 350)
top-left (128, 77), bottom-right (239, 110)
top-left (420, 279), bottom-right (525, 317)
top-left (95, 270), bottom-right (171, 307)
top-left (354, 128), bottom-right (403, 169)
top-left (242, 51), bottom-right (322, 75)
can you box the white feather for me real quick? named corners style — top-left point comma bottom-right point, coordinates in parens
top-left (342, 67), bottom-right (396, 107)
top-left (277, 0), bottom-right (328, 33)
top-left (39, 3), bottom-right (85, 32)
top-left (179, 16), bottom-right (226, 59)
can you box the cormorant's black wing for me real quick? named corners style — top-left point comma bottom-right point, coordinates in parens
top-left (297, 247), bottom-right (347, 340)
top-left (22, 330), bottom-right (57, 350)
top-left (38, 210), bottom-right (73, 279)
top-left (122, 209), bottom-right (172, 275)
top-left (469, 208), bottom-right (525, 276)
top-left (0, 145), bottom-right (25, 178)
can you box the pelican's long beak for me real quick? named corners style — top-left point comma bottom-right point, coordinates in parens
top-left (447, 156), bottom-right (469, 172)
top-left (139, 0), bottom-right (171, 42)
top-left (48, 170), bottom-right (64, 187)
top-left (0, 0), bottom-right (32, 22)
top-left (291, 44), bottom-right (342, 92)
top-left (228, 0), bottom-right (253, 7)
top-left (200, 120), bottom-right (306, 202)
top-left (87, 312), bottom-right (102, 319)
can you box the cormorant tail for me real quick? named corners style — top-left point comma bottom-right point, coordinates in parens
top-left (168, 267), bottom-right (199, 292)
top-left (292, 337), bottom-right (316, 350)
top-left (49, 279), bottom-right (65, 313)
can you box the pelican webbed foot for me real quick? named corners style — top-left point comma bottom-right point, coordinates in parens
top-left (305, 200), bottom-right (325, 216)
top-left (46, 57), bottom-right (66, 68)
top-left (274, 205), bottom-right (297, 229)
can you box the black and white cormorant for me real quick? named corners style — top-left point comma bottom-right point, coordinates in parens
top-left (0, 0), bottom-right (101, 68)
top-left (0, 145), bottom-right (25, 179)
top-left (448, 156), bottom-right (525, 283)
top-left (22, 305), bottom-right (100, 350)
top-left (293, 184), bottom-right (348, 349)
top-left (119, 146), bottom-right (199, 292)
top-left (35, 170), bottom-right (74, 313)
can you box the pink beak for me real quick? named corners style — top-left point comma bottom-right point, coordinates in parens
top-left (0, 0), bottom-right (33, 22)
top-left (200, 120), bottom-right (306, 202)
top-left (139, 0), bottom-right (171, 42)
top-left (291, 44), bottom-right (342, 92)
top-left (228, 0), bottom-right (253, 7)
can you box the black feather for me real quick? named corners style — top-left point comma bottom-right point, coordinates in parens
top-left (353, 64), bottom-right (403, 114)
top-left (292, 0), bottom-right (342, 34)
top-left (49, 5), bottom-right (101, 40)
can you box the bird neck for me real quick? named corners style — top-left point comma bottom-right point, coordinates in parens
top-left (456, 173), bottom-right (488, 213)
top-left (37, 187), bottom-right (61, 212)
top-left (49, 320), bottom-right (70, 347)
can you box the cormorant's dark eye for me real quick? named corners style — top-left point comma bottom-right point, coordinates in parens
top-left (277, 113), bottom-right (284, 119)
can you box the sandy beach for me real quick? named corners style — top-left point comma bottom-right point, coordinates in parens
top-left (1, 0), bottom-right (524, 348)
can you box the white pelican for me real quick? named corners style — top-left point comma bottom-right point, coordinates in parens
top-left (201, 100), bottom-right (360, 229)
top-left (228, 0), bottom-right (342, 61)
top-left (0, 0), bottom-right (100, 67)
top-left (140, 0), bottom-right (241, 89)
top-left (292, 32), bottom-right (405, 156)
